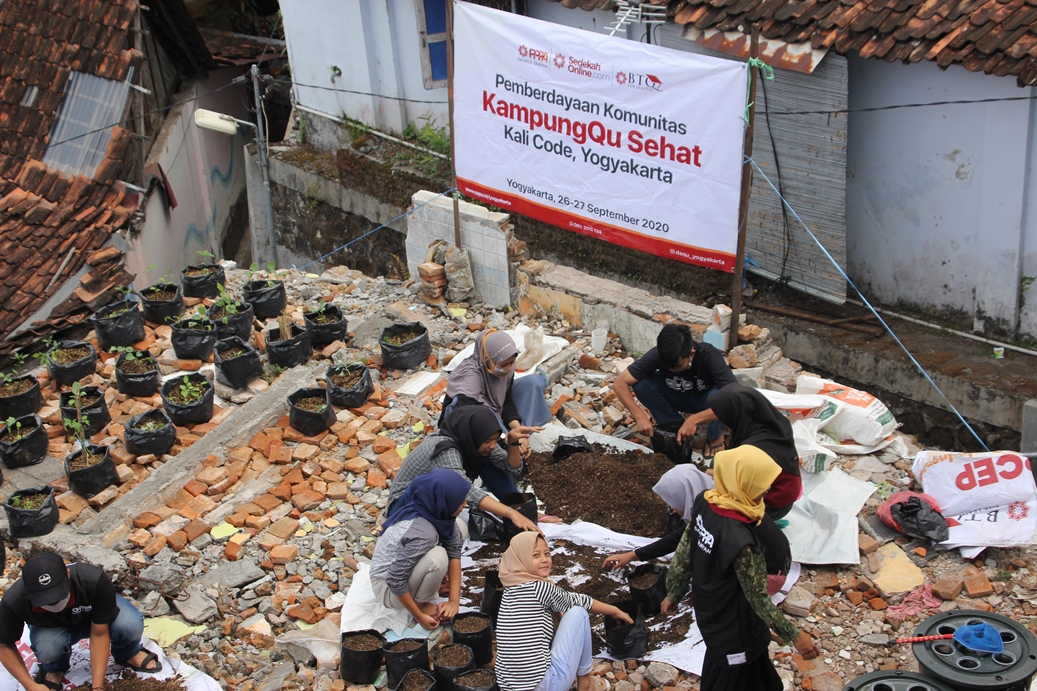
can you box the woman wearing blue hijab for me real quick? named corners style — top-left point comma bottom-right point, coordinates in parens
top-left (369, 469), bottom-right (471, 630)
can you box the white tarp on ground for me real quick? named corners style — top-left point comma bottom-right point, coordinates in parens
top-left (785, 468), bottom-right (877, 565)
top-left (0, 634), bottom-right (220, 691)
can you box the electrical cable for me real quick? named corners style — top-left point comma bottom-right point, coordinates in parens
top-left (288, 80), bottom-right (448, 105)
top-left (769, 93), bottom-right (1037, 116)
top-left (746, 155), bottom-right (991, 451)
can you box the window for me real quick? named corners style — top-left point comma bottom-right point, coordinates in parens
top-left (416, 0), bottom-right (448, 89)
top-left (20, 85), bottom-right (38, 108)
top-left (41, 71), bottom-right (130, 179)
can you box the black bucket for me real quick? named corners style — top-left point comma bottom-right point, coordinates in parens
top-left (431, 644), bottom-right (474, 691)
top-left (214, 337), bottom-right (263, 390)
top-left (498, 492), bottom-right (538, 543)
top-left (124, 408), bottom-right (176, 456)
top-left (114, 352), bottom-right (160, 397)
top-left (170, 318), bottom-right (217, 361)
top-left (0, 375), bottom-right (43, 420)
top-left (4, 486), bottom-right (58, 539)
top-left (325, 363), bottom-right (374, 408)
top-left (59, 386), bottom-right (111, 438)
top-left (0, 414), bottom-right (47, 469)
top-left (604, 600), bottom-right (648, 660)
top-left (382, 637), bottom-right (430, 691)
top-left (627, 564), bottom-right (668, 617)
top-left (65, 444), bottom-right (119, 499)
top-left (47, 341), bottom-right (97, 386)
top-left (265, 323), bottom-right (311, 368)
top-left (287, 387), bottom-right (334, 437)
top-left (380, 322), bottom-right (431, 370)
top-left (180, 264), bottom-right (225, 299)
top-left (243, 280), bottom-right (287, 320)
top-left (140, 283), bottom-right (184, 325)
top-left (451, 613), bottom-right (493, 667)
top-left (212, 301), bottom-right (254, 343)
top-left (479, 570), bottom-right (503, 623)
top-left (340, 629), bottom-right (386, 684)
top-left (304, 304), bottom-right (347, 346)
top-left (91, 299), bottom-right (145, 349)
top-left (161, 374), bottom-right (214, 425)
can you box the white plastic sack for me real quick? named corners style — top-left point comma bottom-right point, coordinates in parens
top-left (795, 376), bottom-right (896, 446)
top-left (443, 325), bottom-right (568, 377)
top-left (913, 450), bottom-right (1036, 517)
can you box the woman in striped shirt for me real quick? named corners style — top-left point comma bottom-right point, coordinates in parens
top-left (495, 532), bottom-right (632, 691)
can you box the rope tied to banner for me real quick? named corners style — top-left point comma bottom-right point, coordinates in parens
top-left (744, 57), bottom-right (775, 122)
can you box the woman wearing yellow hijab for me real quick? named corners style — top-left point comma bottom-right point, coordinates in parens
top-left (662, 447), bottom-right (818, 691)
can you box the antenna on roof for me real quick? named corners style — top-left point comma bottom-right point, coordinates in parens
top-left (604, 0), bottom-right (668, 36)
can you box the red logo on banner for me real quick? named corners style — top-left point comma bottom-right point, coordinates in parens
top-left (614, 71), bottom-right (627, 85)
top-left (554, 53), bottom-right (565, 69)
top-left (518, 45), bottom-right (529, 57)
top-left (1009, 501), bottom-right (1029, 521)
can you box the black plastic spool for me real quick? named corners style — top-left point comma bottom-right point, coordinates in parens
top-left (841, 669), bottom-right (956, 691)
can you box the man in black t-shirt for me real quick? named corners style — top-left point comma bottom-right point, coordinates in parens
top-left (0, 553), bottom-right (160, 691)
top-left (614, 323), bottom-right (735, 452)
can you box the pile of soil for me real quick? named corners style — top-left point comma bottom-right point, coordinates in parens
top-left (293, 396), bottom-right (328, 413)
top-left (455, 670), bottom-right (496, 687)
top-left (384, 331), bottom-right (420, 345)
top-left (142, 287), bottom-right (177, 301)
top-left (218, 346), bottom-right (248, 359)
top-left (399, 670), bottom-right (434, 691)
top-left (526, 448), bottom-right (674, 536)
top-left (67, 448), bottom-right (106, 471)
top-left (183, 266), bottom-right (217, 277)
top-left (117, 357), bottom-right (156, 374)
top-left (330, 368), bottom-right (363, 388)
top-left (453, 616), bottom-right (490, 633)
top-left (388, 639), bottom-right (423, 652)
top-left (342, 633), bottom-right (382, 651)
top-left (72, 674), bottom-right (184, 690)
top-left (630, 571), bottom-right (661, 589)
top-left (0, 378), bottom-right (34, 397)
top-left (51, 346), bottom-right (91, 364)
top-left (434, 644), bottom-right (473, 667)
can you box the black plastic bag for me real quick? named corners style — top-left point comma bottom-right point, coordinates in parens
top-left (479, 570), bottom-right (503, 622)
top-left (4, 486), bottom-right (58, 538)
top-left (180, 264), bottom-right (225, 299)
top-left (431, 644), bottom-right (474, 691)
top-left (140, 283), bottom-right (184, 325)
top-left (215, 337), bottom-right (263, 390)
top-left (288, 387), bottom-right (334, 437)
top-left (398, 669), bottom-right (437, 691)
top-left (627, 564), bottom-right (668, 617)
top-left (888, 495), bottom-right (950, 543)
top-left (305, 304), bottom-right (348, 346)
top-left (340, 629), bottom-right (385, 684)
top-left (91, 299), bottom-right (145, 349)
top-left (553, 435), bottom-right (593, 462)
top-left (161, 374), bottom-right (214, 425)
top-left (498, 492), bottom-right (538, 542)
top-left (651, 428), bottom-right (694, 465)
top-left (382, 637), bottom-right (429, 691)
top-left (59, 386), bottom-right (111, 437)
top-left (451, 613), bottom-right (493, 666)
top-left (468, 508), bottom-right (503, 542)
top-left (170, 318), bottom-right (217, 361)
top-left (243, 280), bottom-right (286, 320)
top-left (604, 600), bottom-right (648, 660)
top-left (65, 444), bottom-right (119, 499)
top-left (212, 301), bottom-right (254, 343)
top-left (0, 415), bottom-right (47, 469)
top-left (0, 375), bottom-right (43, 420)
top-left (265, 324), bottom-right (311, 368)
top-left (47, 341), bottom-right (97, 386)
top-left (454, 669), bottom-right (500, 691)
top-left (114, 352), bottom-right (159, 397)
top-left (326, 363), bottom-right (374, 408)
top-left (124, 409), bottom-right (176, 456)
top-left (380, 322), bottom-right (431, 370)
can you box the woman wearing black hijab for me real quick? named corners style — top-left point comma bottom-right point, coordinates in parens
top-left (384, 406), bottom-right (542, 533)
top-left (677, 384), bottom-right (801, 519)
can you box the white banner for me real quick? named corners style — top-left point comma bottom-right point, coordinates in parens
top-left (453, 2), bottom-right (748, 271)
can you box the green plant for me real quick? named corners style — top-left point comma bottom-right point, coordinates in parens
top-left (136, 418), bottom-right (168, 432)
top-left (114, 284), bottom-right (133, 300)
top-left (196, 249), bottom-right (215, 263)
top-left (3, 416), bottom-right (24, 441)
top-left (303, 183), bottom-right (320, 212)
top-left (874, 480), bottom-right (894, 501)
top-left (995, 568), bottom-right (1012, 582)
top-left (9, 492), bottom-right (47, 510)
top-left (109, 346), bottom-right (141, 362)
top-left (178, 376), bottom-right (208, 403)
top-left (213, 283), bottom-right (240, 321)
top-left (261, 363), bottom-right (286, 384)
top-left (0, 372), bottom-right (12, 386)
top-left (12, 352), bottom-right (28, 366)
top-left (31, 350), bottom-right (49, 370)
top-left (63, 382), bottom-right (91, 448)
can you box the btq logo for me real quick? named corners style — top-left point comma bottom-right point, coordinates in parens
top-left (616, 71), bottom-right (663, 91)
top-left (38, 574), bottom-right (51, 586)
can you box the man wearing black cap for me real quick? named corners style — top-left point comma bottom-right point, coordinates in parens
top-left (0, 552), bottom-right (160, 691)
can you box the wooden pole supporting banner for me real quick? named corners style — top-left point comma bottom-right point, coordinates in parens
top-left (446, 0), bottom-right (462, 249)
top-left (728, 26), bottom-right (760, 351)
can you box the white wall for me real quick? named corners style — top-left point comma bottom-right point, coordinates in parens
top-left (125, 70), bottom-right (251, 288)
top-left (526, 0), bottom-right (619, 33)
top-left (280, 0), bottom-right (449, 138)
top-left (847, 56), bottom-right (1037, 336)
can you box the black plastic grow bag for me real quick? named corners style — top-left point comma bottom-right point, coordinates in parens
top-left (65, 444), bottom-right (118, 499)
top-left (47, 341), bottom-right (97, 386)
top-left (340, 629), bottom-right (385, 684)
top-left (124, 408), bottom-right (176, 456)
top-left (265, 323), bottom-right (311, 368)
top-left (498, 492), bottom-right (538, 543)
top-left (0, 414), bottom-right (47, 469)
top-left (4, 486), bottom-right (58, 539)
top-left (170, 318), bottom-right (217, 361)
top-left (380, 322), bottom-right (431, 370)
top-left (214, 337), bottom-right (263, 390)
top-left (114, 352), bottom-right (160, 397)
top-left (382, 638), bottom-right (430, 691)
top-left (59, 386), bottom-right (111, 437)
top-left (304, 304), bottom-right (347, 346)
top-left (161, 374), bottom-right (214, 425)
top-left (604, 600), bottom-right (648, 660)
top-left (212, 301), bottom-right (254, 343)
top-left (243, 280), bottom-right (287, 320)
top-left (288, 387), bottom-right (334, 437)
top-left (325, 363), bottom-right (374, 408)
top-left (451, 613), bottom-right (493, 667)
top-left (180, 264), bottom-right (225, 299)
top-left (431, 644), bottom-right (474, 691)
top-left (0, 374), bottom-right (43, 420)
top-left (627, 564), bottom-right (668, 617)
top-left (140, 283), bottom-right (184, 325)
top-left (91, 299), bottom-right (145, 349)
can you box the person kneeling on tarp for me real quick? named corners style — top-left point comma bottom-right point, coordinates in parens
top-left (0, 552), bottom-right (160, 691)
top-left (495, 532), bottom-right (632, 691)
top-left (370, 469), bottom-right (471, 630)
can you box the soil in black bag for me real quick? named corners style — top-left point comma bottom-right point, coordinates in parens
top-left (266, 323), bottom-right (311, 368)
top-left (380, 323), bottom-right (431, 370)
top-left (162, 375), bottom-right (214, 425)
top-left (499, 492), bottom-right (538, 543)
top-left (553, 435), bottom-right (592, 462)
top-left (48, 342), bottom-right (97, 386)
top-left (91, 299), bottom-right (145, 349)
top-left (66, 445), bottom-right (119, 499)
top-left (4, 487), bottom-right (58, 539)
top-left (215, 338), bottom-right (263, 390)
top-left (383, 638), bottom-right (430, 690)
top-left (288, 388), bottom-right (334, 437)
top-left (454, 670), bottom-right (500, 691)
top-left (479, 570), bottom-right (503, 622)
top-left (627, 564), bottom-right (668, 617)
top-left (115, 352), bottom-right (159, 397)
top-left (432, 644), bottom-right (473, 691)
top-left (399, 669), bottom-right (437, 691)
top-left (305, 305), bottom-right (347, 346)
top-left (140, 283), bottom-right (184, 324)
top-left (124, 409), bottom-right (176, 456)
top-left (468, 508), bottom-right (503, 542)
top-left (326, 363), bottom-right (373, 408)
top-left (171, 318), bottom-right (217, 361)
top-left (59, 387), bottom-right (111, 437)
top-left (651, 429), bottom-right (695, 465)
top-left (452, 614), bottom-right (493, 667)
top-left (0, 415), bottom-right (47, 469)
top-left (604, 600), bottom-right (648, 660)
top-left (211, 301), bottom-right (254, 342)
top-left (340, 631), bottom-right (385, 684)
top-left (180, 264), bottom-right (225, 299)
top-left (0, 375), bottom-right (42, 419)
top-left (243, 280), bottom-right (286, 320)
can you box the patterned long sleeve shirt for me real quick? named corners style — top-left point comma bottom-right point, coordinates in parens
top-left (666, 522), bottom-right (799, 645)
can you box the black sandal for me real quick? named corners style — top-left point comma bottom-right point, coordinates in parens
top-left (118, 650), bottom-right (163, 674)
top-left (34, 666), bottom-right (64, 691)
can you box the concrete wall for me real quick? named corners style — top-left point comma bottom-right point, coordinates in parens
top-left (406, 191), bottom-right (513, 306)
top-left (125, 70), bottom-right (251, 287)
top-left (280, 0), bottom-right (449, 140)
top-left (847, 56), bottom-right (1037, 339)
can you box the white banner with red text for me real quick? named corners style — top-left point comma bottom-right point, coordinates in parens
top-left (452, 1), bottom-right (747, 271)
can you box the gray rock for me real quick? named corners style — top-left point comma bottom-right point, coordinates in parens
top-left (276, 639), bottom-right (316, 666)
top-left (174, 586), bottom-right (219, 623)
top-left (194, 560), bottom-right (266, 589)
top-left (138, 563), bottom-right (185, 593)
top-left (258, 662), bottom-right (296, 691)
top-left (861, 633), bottom-right (889, 646)
top-left (783, 585), bottom-right (816, 617)
top-left (644, 662), bottom-right (679, 687)
top-left (137, 591), bottom-right (171, 617)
